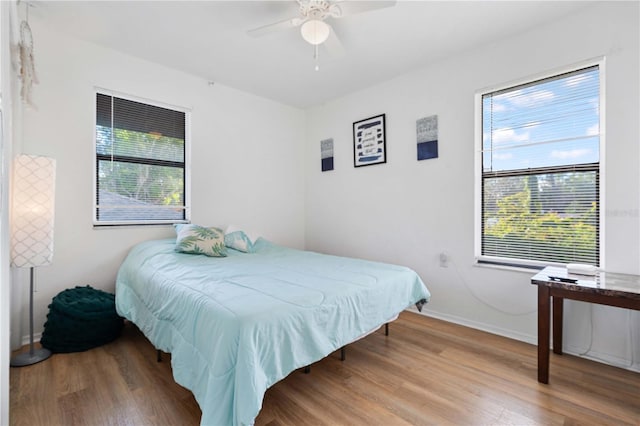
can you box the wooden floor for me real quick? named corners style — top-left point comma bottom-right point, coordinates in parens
top-left (10, 312), bottom-right (640, 425)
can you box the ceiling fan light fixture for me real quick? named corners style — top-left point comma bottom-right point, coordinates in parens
top-left (300, 19), bottom-right (330, 45)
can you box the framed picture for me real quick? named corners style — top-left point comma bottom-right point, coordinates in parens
top-left (320, 138), bottom-right (334, 172)
top-left (353, 114), bottom-right (386, 167)
top-left (416, 115), bottom-right (438, 161)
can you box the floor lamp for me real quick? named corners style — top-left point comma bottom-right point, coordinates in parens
top-left (10, 154), bottom-right (56, 367)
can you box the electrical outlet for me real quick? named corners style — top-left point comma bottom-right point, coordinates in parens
top-left (439, 252), bottom-right (449, 268)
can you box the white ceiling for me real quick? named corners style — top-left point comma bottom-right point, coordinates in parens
top-left (31, 0), bottom-right (595, 109)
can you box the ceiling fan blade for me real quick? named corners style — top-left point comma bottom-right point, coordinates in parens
top-left (323, 26), bottom-right (346, 58)
top-left (331, 0), bottom-right (397, 18)
top-left (247, 17), bottom-right (305, 38)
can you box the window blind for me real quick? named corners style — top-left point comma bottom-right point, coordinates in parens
top-left (481, 66), bottom-right (600, 266)
top-left (95, 92), bottom-right (187, 225)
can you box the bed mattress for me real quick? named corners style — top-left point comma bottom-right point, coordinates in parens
top-left (115, 238), bottom-right (430, 425)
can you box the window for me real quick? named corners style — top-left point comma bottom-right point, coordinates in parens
top-left (94, 91), bottom-right (189, 225)
top-left (477, 64), bottom-right (602, 267)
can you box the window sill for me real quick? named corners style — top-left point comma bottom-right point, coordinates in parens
top-left (473, 261), bottom-right (545, 274)
top-left (93, 221), bottom-right (187, 229)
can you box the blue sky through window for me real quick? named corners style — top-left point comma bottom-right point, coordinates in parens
top-left (483, 67), bottom-right (599, 172)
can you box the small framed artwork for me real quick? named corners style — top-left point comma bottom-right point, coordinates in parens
top-left (353, 114), bottom-right (386, 167)
top-left (417, 115), bottom-right (438, 160)
top-left (321, 138), bottom-right (334, 172)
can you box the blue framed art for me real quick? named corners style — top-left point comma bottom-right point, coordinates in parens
top-left (417, 115), bottom-right (438, 160)
top-left (321, 138), bottom-right (334, 172)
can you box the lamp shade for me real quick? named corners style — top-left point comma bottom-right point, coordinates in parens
top-left (11, 155), bottom-right (56, 268)
top-left (300, 19), bottom-right (331, 45)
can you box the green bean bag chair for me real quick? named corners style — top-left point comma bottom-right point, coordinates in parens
top-left (41, 285), bottom-right (124, 353)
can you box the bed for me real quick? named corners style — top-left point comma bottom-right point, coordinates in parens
top-left (115, 236), bottom-right (430, 425)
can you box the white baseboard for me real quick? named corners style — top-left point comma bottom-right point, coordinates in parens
top-left (20, 332), bottom-right (42, 347)
top-left (407, 307), bottom-right (638, 373)
top-left (564, 344), bottom-right (640, 373)
top-left (409, 307), bottom-right (537, 345)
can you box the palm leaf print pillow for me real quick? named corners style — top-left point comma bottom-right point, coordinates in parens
top-left (175, 224), bottom-right (227, 257)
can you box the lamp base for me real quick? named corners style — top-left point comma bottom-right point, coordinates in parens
top-left (10, 348), bottom-right (52, 367)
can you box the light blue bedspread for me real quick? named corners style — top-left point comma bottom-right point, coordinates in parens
top-left (115, 238), bottom-right (430, 425)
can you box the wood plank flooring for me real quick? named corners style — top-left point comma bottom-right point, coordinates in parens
top-left (10, 312), bottom-right (640, 425)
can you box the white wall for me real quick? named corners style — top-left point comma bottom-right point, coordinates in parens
top-left (0, 2), bottom-right (13, 423)
top-left (305, 2), bottom-right (640, 371)
top-left (12, 16), bottom-right (306, 347)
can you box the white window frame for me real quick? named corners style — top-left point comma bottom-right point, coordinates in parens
top-left (93, 88), bottom-right (191, 226)
top-left (474, 58), bottom-right (606, 269)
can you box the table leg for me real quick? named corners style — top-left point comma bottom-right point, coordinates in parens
top-left (553, 296), bottom-right (563, 355)
top-left (537, 285), bottom-right (550, 384)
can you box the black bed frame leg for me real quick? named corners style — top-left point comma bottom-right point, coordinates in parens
top-left (385, 323), bottom-right (389, 336)
top-left (340, 347), bottom-right (346, 361)
top-left (157, 349), bottom-right (162, 362)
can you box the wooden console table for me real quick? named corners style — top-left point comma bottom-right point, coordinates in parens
top-left (531, 266), bottom-right (640, 384)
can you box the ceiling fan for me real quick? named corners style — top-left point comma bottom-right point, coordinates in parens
top-left (247, 0), bottom-right (397, 67)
